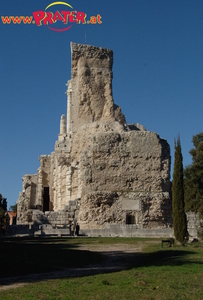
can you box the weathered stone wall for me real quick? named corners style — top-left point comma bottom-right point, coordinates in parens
top-left (17, 174), bottom-right (37, 224)
top-left (17, 42), bottom-right (173, 235)
top-left (77, 130), bottom-right (171, 229)
top-left (80, 131), bottom-right (170, 193)
top-left (186, 212), bottom-right (202, 239)
top-left (53, 132), bottom-right (72, 210)
top-left (29, 175), bottom-right (38, 209)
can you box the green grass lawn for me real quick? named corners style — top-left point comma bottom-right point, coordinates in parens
top-left (0, 236), bottom-right (203, 299)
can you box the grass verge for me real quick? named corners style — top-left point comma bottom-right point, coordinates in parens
top-left (0, 237), bottom-right (203, 299)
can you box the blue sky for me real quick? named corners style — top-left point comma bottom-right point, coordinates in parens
top-left (0, 0), bottom-right (203, 209)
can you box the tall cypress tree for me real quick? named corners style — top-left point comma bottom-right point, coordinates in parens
top-left (172, 137), bottom-right (188, 243)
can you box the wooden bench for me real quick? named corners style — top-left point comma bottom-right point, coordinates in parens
top-left (161, 239), bottom-right (174, 248)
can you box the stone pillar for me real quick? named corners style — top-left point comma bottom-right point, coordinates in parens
top-left (66, 80), bottom-right (72, 134)
top-left (57, 165), bottom-right (62, 210)
top-left (77, 162), bottom-right (81, 199)
top-left (60, 114), bottom-right (66, 134)
top-left (53, 189), bottom-right (56, 211)
top-left (37, 166), bottom-right (43, 210)
top-left (66, 166), bottom-right (72, 205)
top-left (53, 167), bottom-right (57, 210)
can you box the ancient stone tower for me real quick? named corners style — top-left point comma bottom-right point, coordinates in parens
top-left (17, 43), bottom-right (172, 236)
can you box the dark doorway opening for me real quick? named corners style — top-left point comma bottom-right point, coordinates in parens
top-left (43, 187), bottom-right (50, 212)
top-left (126, 214), bottom-right (135, 224)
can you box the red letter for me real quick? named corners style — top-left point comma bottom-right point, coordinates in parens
top-left (69, 11), bottom-right (77, 23)
top-left (33, 11), bottom-right (45, 26)
top-left (43, 12), bottom-right (54, 25)
top-left (76, 12), bottom-right (86, 24)
top-left (97, 14), bottom-right (102, 24)
top-left (11, 16), bottom-right (22, 24)
top-left (53, 11), bottom-right (64, 23)
top-left (22, 16), bottom-right (33, 24)
top-left (61, 11), bottom-right (71, 24)
top-left (90, 16), bottom-right (96, 25)
top-left (1, 16), bottom-right (12, 24)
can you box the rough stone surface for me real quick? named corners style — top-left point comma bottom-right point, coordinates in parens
top-left (186, 212), bottom-right (202, 239)
top-left (16, 42), bottom-right (173, 236)
top-left (70, 43), bottom-right (126, 131)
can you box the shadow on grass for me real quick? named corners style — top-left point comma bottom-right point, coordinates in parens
top-left (0, 236), bottom-right (105, 278)
top-left (124, 248), bottom-right (200, 268)
top-left (0, 237), bottom-right (201, 288)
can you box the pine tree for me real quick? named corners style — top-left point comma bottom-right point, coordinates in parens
top-left (172, 137), bottom-right (188, 243)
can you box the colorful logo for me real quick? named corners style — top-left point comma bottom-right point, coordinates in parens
top-left (1, 2), bottom-right (102, 32)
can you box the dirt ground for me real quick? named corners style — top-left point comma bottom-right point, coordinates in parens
top-left (0, 242), bottom-right (147, 291)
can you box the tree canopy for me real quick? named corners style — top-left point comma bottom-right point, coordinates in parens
top-left (0, 193), bottom-right (7, 233)
top-left (184, 132), bottom-right (203, 215)
top-left (9, 204), bottom-right (17, 212)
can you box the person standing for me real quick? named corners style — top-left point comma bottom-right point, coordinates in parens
top-left (71, 222), bottom-right (74, 236)
top-left (69, 221), bottom-right (71, 236)
top-left (76, 223), bottom-right (80, 236)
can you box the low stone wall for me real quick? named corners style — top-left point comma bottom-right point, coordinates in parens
top-left (6, 224), bottom-right (38, 236)
top-left (33, 223), bottom-right (173, 238)
top-left (80, 225), bottom-right (174, 238)
top-left (7, 212), bottom-right (202, 239)
top-left (186, 212), bottom-right (201, 239)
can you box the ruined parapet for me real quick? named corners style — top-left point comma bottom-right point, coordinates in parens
top-left (17, 174), bottom-right (38, 224)
top-left (70, 43), bottom-right (126, 133)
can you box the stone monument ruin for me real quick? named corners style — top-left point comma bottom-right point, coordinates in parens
top-left (17, 43), bottom-right (173, 237)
